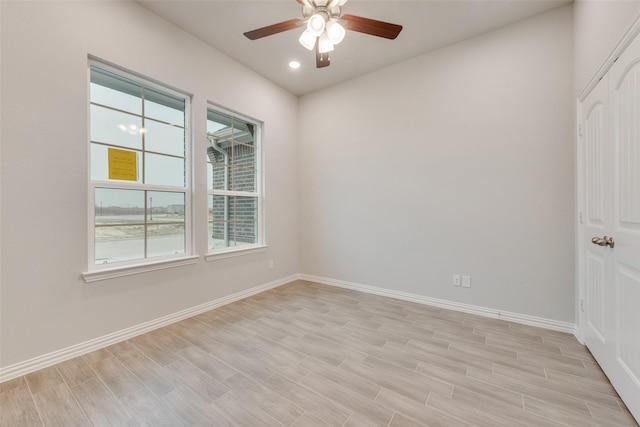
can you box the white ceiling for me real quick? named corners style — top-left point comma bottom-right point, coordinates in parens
top-left (137, 0), bottom-right (571, 96)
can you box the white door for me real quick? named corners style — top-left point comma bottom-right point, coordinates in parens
top-left (581, 72), bottom-right (612, 368)
top-left (581, 32), bottom-right (640, 422)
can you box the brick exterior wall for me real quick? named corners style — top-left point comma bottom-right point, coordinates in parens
top-left (207, 142), bottom-right (257, 246)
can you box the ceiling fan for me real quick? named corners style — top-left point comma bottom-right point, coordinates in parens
top-left (243, 0), bottom-right (403, 68)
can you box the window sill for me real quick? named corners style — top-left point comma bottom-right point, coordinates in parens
top-left (82, 255), bottom-right (200, 283)
top-left (205, 245), bottom-right (268, 262)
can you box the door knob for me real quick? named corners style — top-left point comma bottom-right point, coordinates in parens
top-left (591, 236), bottom-right (615, 248)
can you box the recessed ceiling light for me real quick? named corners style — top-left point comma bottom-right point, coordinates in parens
top-left (289, 61), bottom-right (301, 70)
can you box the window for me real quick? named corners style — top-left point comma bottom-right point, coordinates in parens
top-left (88, 63), bottom-right (191, 270)
top-left (206, 106), bottom-right (262, 254)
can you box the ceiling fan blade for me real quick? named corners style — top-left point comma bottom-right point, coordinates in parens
top-left (341, 14), bottom-right (402, 40)
top-left (244, 19), bottom-right (303, 40)
top-left (316, 44), bottom-right (331, 68)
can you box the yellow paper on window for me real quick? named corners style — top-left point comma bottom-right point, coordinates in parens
top-left (108, 148), bottom-right (137, 181)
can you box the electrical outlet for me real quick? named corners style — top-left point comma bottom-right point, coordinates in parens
top-left (453, 274), bottom-right (461, 286)
top-left (268, 260), bottom-right (274, 270)
top-left (462, 275), bottom-right (471, 288)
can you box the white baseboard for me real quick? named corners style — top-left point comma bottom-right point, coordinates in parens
top-left (0, 274), bottom-right (299, 383)
top-left (299, 274), bottom-right (577, 335)
top-left (573, 325), bottom-right (585, 344)
top-left (1, 272), bottom-right (579, 382)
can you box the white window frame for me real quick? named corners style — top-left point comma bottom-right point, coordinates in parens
top-left (83, 61), bottom-right (197, 282)
top-left (205, 103), bottom-right (266, 261)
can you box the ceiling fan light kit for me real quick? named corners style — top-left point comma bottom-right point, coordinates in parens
top-left (299, 30), bottom-right (317, 50)
top-left (243, 0), bottom-right (402, 68)
top-left (318, 32), bottom-right (334, 53)
top-left (325, 20), bottom-right (346, 45)
top-left (307, 13), bottom-right (326, 37)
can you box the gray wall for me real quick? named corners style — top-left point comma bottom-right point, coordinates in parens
top-left (4, 0), bottom-right (639, 372)
top-left (299, 6), bottom-right (576, 322)
top-left (0, 0), bottom-right (299, 368)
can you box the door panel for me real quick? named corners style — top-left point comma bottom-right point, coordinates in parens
top-left (615, 61), bottom-right (640, 230)
top-left (610, 34), bottom-right (640, 418)
top-left (618, 264), bottom-right (640, 383)
top-left (582, 75), bottom-right (611, 362)
top-left (612, 54), bottom-right (640, 249)
top-left (586, 252), bottom-right (606, 343)
top-left (585, 101), bottom-right (606, 227)
top-left (581, 30), bottom-right (640, 422)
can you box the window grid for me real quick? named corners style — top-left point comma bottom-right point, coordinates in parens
top-left (207, 106), bottom-right (262, 253)
top-left (89, 63), bottom-right (191, 268)
top-left (90, 105), bottom-right (185, 161)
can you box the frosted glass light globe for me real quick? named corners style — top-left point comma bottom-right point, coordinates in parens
top-left (307, 13), bottom-right (325, 37)
top-left (298, 29), bottom-right (316, 50)
top-left (318, 32), bottom-right (334, 53)
top-left (326, 20), bottom-right (345, 45)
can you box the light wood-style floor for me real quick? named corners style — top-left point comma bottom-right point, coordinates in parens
top-left (1, 280), bottom-right (637, 427)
